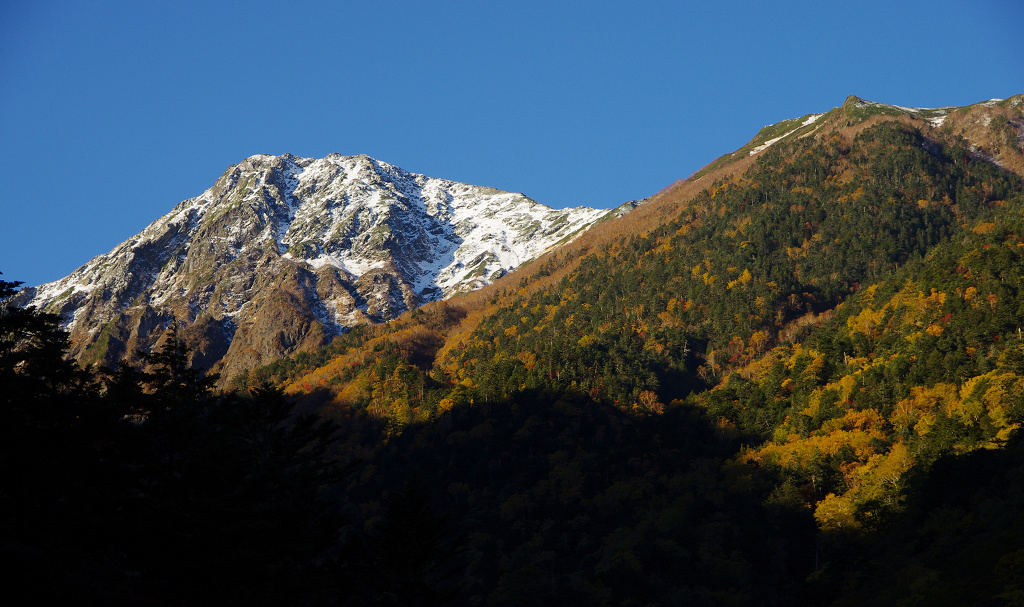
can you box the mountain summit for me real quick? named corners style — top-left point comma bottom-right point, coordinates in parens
top-left (23, 153), bottom-right (623, 378)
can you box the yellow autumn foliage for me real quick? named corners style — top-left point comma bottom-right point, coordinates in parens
top-left (954, 371), bottom-right (1024, 446)
top-left (847, 306), bottom-right (884, 336)
top-left (750, 409), bottom-right (886, 469)
top-left (516, 351), bottom-right (537, 369)
top-left (815, 493), bottom-right (858, 530)
top-left (893, 383), bottom-right (958, 433)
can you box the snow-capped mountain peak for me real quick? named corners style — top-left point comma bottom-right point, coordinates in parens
top-left (24, 154), bottom-right (622, 379)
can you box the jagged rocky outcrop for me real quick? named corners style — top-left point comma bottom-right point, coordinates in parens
top-left (23, 154), bottom-right (623, 379)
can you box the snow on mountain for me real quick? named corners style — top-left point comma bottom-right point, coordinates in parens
top-left (23, 153), bottom-right (622, 379)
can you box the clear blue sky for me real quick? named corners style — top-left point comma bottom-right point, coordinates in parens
top-left (2, 0), bottom-right (1022, 287)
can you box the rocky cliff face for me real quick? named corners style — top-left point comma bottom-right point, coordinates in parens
top-left (23, 153), bottom-right (622, 380)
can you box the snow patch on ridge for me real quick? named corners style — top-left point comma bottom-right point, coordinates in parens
top-left (802, 113), bottom-right (824, 127)
top-left (304, 253), bottom-right (384, 278)
top-left (750, 136), bottom-right (787, 155)
top-left (750, 113), bottom-right (825, 156)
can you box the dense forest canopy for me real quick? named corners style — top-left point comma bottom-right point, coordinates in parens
top-left (6, 96), bottom-right (1024, 605)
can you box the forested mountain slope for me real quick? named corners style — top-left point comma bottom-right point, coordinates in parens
top-left (256, 95), bottom-right (1024, 413)
top-left (7, 94), bottom-right (1024, 605)
top-left (231, 94), bottom-right (1024, 603)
